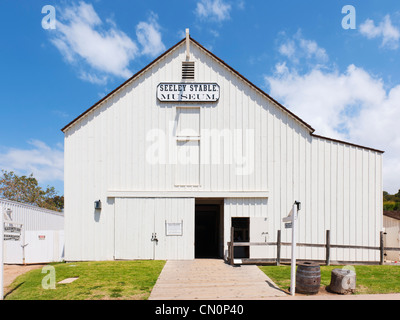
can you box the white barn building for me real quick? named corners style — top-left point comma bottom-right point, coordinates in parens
top-left (62, 33), bottom-right (384, 263)
top-left (1, 198), bottom-right (64, 264)
top-left (383, 212), bottom-right (400, 262)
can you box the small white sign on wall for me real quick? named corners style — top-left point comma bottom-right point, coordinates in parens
top-left (165, 221), bottom-right (183, 236)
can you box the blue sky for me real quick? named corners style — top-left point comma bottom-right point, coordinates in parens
top-left (0, 0), bottom-right (399, 195)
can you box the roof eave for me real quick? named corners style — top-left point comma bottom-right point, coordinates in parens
top-left (188, 37), bottom-right (316, 134)
top-left (61, 38), bottom-right (186, 133)
top-left (311, 133), bottom-right (385, 154)
top-left (61, 36), bottom-right (316, 134)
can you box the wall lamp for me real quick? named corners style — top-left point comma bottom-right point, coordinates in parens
top-left (94, 200), bottom-right (102, 210)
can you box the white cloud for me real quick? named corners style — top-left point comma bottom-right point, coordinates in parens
top-left (265, 34), bottom-right (400, 194)
top-left (279, 40), bottom-right (296, 59)
top-left (50, 2), bottom-right (166, 84)
top-left (360, 15), bottom-right (400, 49)
top-left (195, 0), bottom-right (232, 22)
top-left (136, 12), bottom-right (166, 57)
top-left (277, 31), bottom-right (328, 67)
top-left (0, 140), bottom-right (64, 184)
top-left (79, 71), bottom-right (108, 85)
top-left (298, 37), bottom-right (328, 62)
top-left (51, 2), bottom-right (138, 80)
top-left (266, 64), bottom-right (387, 139)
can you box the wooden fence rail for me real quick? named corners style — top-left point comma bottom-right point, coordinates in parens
top-left (227, 229), bottom-right (400, 266)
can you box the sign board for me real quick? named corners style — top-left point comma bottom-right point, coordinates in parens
top-left (282, 208), bottom-right (294, 223)
top-left (3, 222), bottom-right (22, 241)
top-left (38, 235), bottom-right (46, 240)
top-left (157, 83), bottom-right (220, 102)
top-left (165, 222), bottom-right (183, 236)
top-left (285, 222), bottom-right (292, 229)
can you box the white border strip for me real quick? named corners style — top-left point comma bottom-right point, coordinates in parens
top-left (107, 191), bottom-right (269, 198)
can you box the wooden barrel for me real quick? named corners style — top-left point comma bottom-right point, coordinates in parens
top-left (296, 261), bottom-right (321, 295)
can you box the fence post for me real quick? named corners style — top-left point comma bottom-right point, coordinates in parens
top-left (326, 230), bottom-right (331, 266)
top-left (276, 230), bottom-right (281, 266)
top-left (380, 231), bottom-right (384, 265)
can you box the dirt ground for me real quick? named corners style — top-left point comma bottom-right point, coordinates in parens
top-left (3, 264), bottom-right (45, 295)
top-left (280, 285), bottom-right (341, 297)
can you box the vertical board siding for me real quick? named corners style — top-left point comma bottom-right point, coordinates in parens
top-left (383, 216), bottom-right (400, 261)
top-left (114, 198), bottom-right (194, 260)
top-left (308, 138), bottom-right (383, 262)
top-left (0, 199), bottom-right (64, 265)
top-left (0, 199), bottom-right (64, 230)
top-left (64, 40), bottom-right (383, 262)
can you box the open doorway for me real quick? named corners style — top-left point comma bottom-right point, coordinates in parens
top-left (195, 200), bottom-right (223, 258)
top-left (232, 217), bottom-right (249, 259)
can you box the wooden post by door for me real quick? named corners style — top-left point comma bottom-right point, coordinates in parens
top-left (326, 230), bottom-right (331, 266)
top-left (230, 227), bottom-right (234, 265)
top-left (276, 230), bottom-right (281, 266)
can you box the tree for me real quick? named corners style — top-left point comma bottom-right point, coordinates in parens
top-left (383, 191), bottom-right (389, 197)
top-left (0, 170), bottom-right (63, 212)
top-left (43, 194), bottom-right (64, 211)
top-left (383, 190), bottom-right (400, 212)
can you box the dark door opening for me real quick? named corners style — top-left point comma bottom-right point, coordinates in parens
top-left (232, 217), bottom-right (249, 259)
top-left (195, 204), bottom-right (220, 258)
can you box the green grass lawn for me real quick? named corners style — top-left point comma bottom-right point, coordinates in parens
top-left (259, 265), bottom-right (400, 295)
top-left (5, 260), bottom-right (166, 300)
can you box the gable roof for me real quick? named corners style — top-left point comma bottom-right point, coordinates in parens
top-left (60, 37), bottom-right (384, 154)
top-left (62, 37), bottom-right (183, 133)
top-left (61, 36), bottom-right (315, 133)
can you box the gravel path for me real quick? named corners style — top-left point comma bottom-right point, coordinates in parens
top-left (3, 264), bottom-right (45, 296)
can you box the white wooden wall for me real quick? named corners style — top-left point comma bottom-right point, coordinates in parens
top-left (4, 230), bottom-right (64, 264)
top-left (224, 136), bottom-right (383, 263)
top-left (114, 198), bottom-right (194, 260)
top-left (1, 199), bottom-right (65, 264)
top-left (64, 39), bottom-right (383, 262)
top-left (1, 199), bottom-right (64, 231)
top-left (306, 137), bottom-right (382, 262)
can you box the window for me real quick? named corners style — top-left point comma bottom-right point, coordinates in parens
top-left (175, 107), bottom-right (200, 186)
top-left (176, 107), bottom-right (200, 139)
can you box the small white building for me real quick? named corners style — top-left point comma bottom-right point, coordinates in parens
top-left (1, 198), bottom-right (64, 264)
top-left (62, 33), bottom-right (384, 263)
top-left (383, 212), bottom-right (400, 262)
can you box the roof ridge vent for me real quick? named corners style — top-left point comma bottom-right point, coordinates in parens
top-left (182, 61), bottom-right (195, 80)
